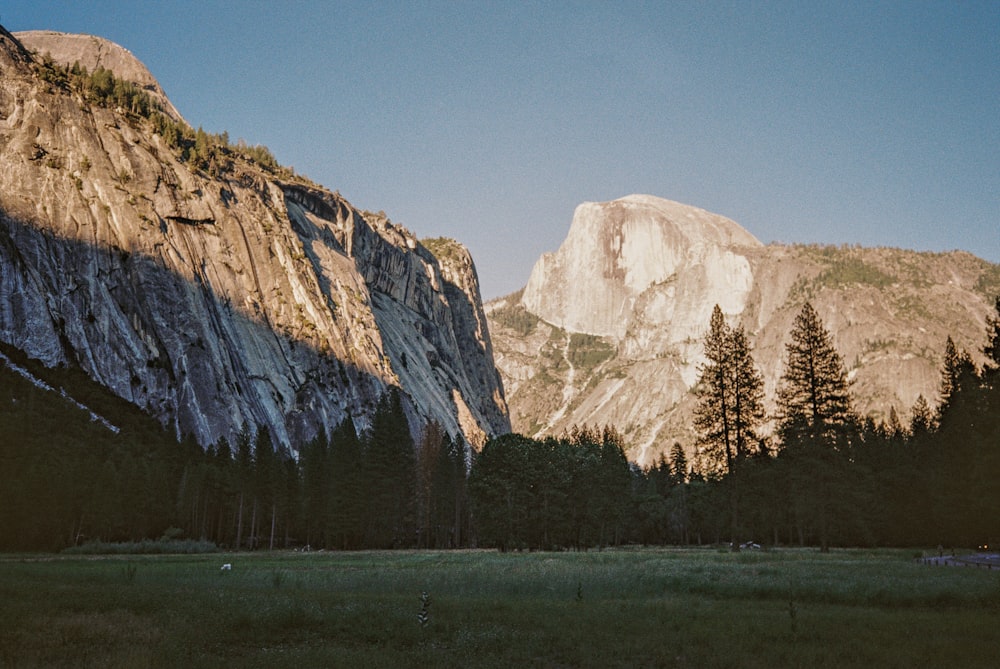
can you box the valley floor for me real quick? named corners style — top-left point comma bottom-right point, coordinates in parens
top-left (1, 547), bottom-right (999, 667)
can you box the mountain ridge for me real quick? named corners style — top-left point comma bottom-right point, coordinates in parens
top-left (0, 27), bottom-right (509, 450)
top-left (488, 196), bottom-right (999, 464)
top-left (14, 30), bottom-right (185, 122)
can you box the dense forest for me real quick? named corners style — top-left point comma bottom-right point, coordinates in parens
top-left (2, 296), bottom-right (997, 553)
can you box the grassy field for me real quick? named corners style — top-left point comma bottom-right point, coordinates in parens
top-left (1, 547), bottom-right (998, 668)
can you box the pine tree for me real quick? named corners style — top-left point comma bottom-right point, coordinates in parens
top-left (364, 388), bottom-right (416, 548)
top-left (468, 433), bottom-right (535, 551)
top-left (595, 427), bottom-right (631, 546)
top-left (233, 425), bottom-right (254, 550)
top-left (983, 296), bottom-right (1000, 382)
top-left (693, 305), bottom-right (764, 549)
top-left (909, 394), bottom-right (933, 437)
top-left (694, 306), bottom-right (735, 475)
top-left (695, 307), bottom-right (765, 470)
top-left (933, 336), bottom-right (981, 534)
top-left (327, 416), bottom-right (364, 549)
top-left (668, 442), bottom-right (688, 487)
top-left (416, 421), bottom-right (446, 548)
top-left (298, 434), bottom-right (329, 548)
top-left (280, 455), bottom-right (300, 549)
top-left (886, 406), bottom-right (904, 441)
top-left (211, 437), bottom-right (236, 546)
top-left (776, 302), bottom-right (853, 447)
top-left (668, 442), bottom-right (690, 544)
top-left (252, 428), bottom-right (280, 550)
top-left (979, 297), bottom-right (1000, 542)
top-left (937, 336), bottom-right (977, 425)
top-left (775, 302), bottom-right (854, 551)
top-left (729, 326), bottom-right (765, 458)
top-left (432, 434), bottom-right (469, 548)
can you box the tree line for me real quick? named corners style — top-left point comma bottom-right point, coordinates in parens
top-left (0, 377), bottom-right (470, 552)
top-left (459, 297), bottom-right (999, 552)
top-left (1, 293), bottom-right (998, 552)
top-left (677, 298), bottom-right (1000, 551)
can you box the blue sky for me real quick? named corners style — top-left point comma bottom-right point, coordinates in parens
top-left (5, 1), bottom-right (999, 298)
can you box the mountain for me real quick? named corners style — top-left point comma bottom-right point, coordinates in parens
top-left (487, 194), bottom-right (1000, 464)
top-left (0, 27), bottom-right (509, 451)
top-left (14, 30), bottom-right (185, 123)
top-left (522, 194), bottom-right (763, 340)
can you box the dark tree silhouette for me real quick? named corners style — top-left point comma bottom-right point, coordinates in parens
top-left (776, 302), bottom-right (855, 552)
top-left (693, 305), bottom-right (764, 549)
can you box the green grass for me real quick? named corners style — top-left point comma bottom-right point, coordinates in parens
top-left (488, 300), bottom-right (541, 336)
top-left (1, 548), bottom-right (998, 668)
top-left (420, 237), bottom-right (467, 267)
top-left (975, 264), bottom-right (1000, 298)
top-left (567, 332), bottom-right (616, 370)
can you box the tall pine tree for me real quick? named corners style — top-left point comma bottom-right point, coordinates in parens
top-left (909, 394), bottom-right (933, 437)
top-left (936, 336), bottom-right (977, 427)
top-left (980, 297), bottom-right (1000, 542)
top-left (327, 416), bottom-right (365, 549)
top-left (364, 388), bottom-right (416, 548)
top-left (932, 332), bottom-right (992, 545)
top-left (693, 305), bottom-right (764, 549)
top-left (776, 302), bottom-right (853, 447)
top-left (981, 296), bottom-right (1000, 383)
top-left (775, 302), bottom-right (854, 551)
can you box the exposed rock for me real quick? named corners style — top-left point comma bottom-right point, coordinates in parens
top-left (0, 28), bottom-right (509, 450)
top-left (522, 195), bottom-right (761, 340)
top-left (489, 195), bottom-right (999, 465)
top-left (15, 30), bottom-right (185, 123)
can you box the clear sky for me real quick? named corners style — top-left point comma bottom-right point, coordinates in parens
top-left (5, 1), bottom-right (998, 298)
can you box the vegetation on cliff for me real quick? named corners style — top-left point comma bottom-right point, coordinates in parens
top-left (420, 237), bottom-right (467, 266)
top-left (485, 292), bottom-right (540, 336)
top-left (33, 50), bottom-right (309, 183)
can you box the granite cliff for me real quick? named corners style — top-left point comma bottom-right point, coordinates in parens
top-left (0, 27), bottom-right (509, 450)
top-left (488, 194), bottom-right (999, 464)
top-left (15, 30), bottom-right (184, 123)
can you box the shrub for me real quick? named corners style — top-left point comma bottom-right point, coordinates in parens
top-left (62, 538), bottom-right (218, 555)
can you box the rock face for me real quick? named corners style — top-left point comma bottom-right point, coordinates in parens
top-left (489, 195), bottom-right (1000, 464)
top-left (522, 195), bottom-right (761, 341)
top-left (0, 28), bottom-right (509, 450)
top-left (15, 30), bottom-right (185, 122)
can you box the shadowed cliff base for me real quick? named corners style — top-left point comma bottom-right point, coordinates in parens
top-left (0, 208), bottom-right (499, 452)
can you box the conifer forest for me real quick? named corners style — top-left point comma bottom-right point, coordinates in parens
top-left (2, 298), bottom-right (998, 553)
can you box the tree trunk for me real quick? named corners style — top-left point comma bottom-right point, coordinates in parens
top-left (730, 472), bottom-right (740, 551)
top-left (235, 492), bottom-right (245, 550)
top-left (249, 498), bottom-right (258, 550)
top-left (269, 503), bottom-right (276, 551)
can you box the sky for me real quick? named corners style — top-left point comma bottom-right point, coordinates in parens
top-left (4, 1), bottom-right (999, 299)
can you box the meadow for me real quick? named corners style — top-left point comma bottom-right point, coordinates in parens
top-left (1, 547), bottom-right (998, 668)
